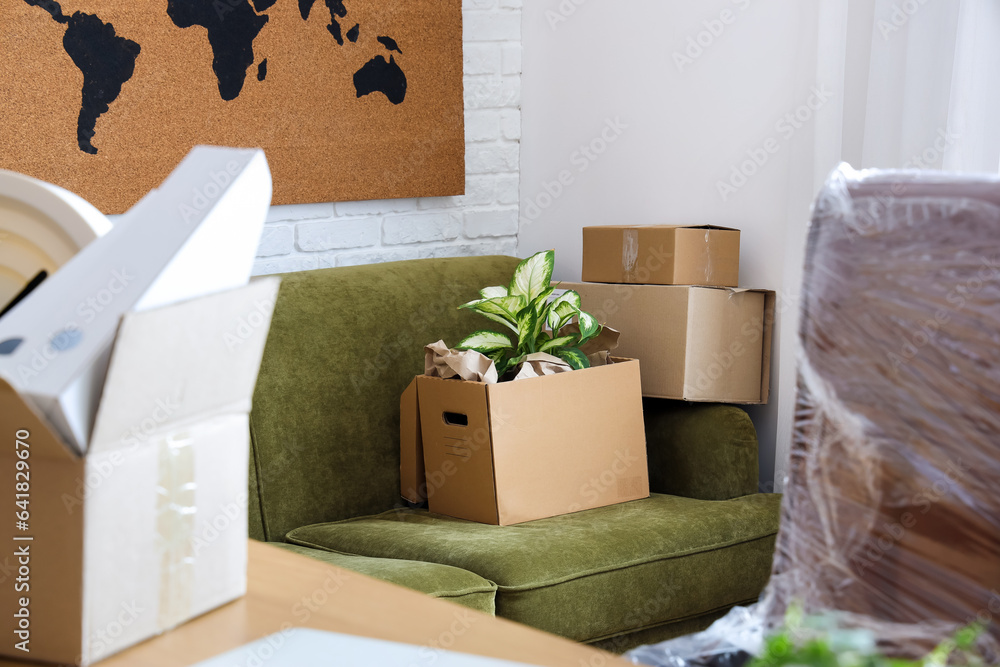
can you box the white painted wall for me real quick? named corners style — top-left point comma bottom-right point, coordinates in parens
top-left (251, 0), bottom-right (523, 276)
top-left (519, 0), bottom-right (828, 489)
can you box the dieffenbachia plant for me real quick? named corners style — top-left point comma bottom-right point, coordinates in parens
top-left (748, 605), bottom-right (984, 667)
top-left (455, 250), bottom-right (602, 377)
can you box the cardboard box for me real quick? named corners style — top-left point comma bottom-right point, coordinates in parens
top-left (563, 283), bottom-right (774, 404)
top-left (582, 225), bottom-right (740, 287)
top-left (0, 146), bottom-right (272, 454)
top-left (0, 278), bottom-right (278, 665)
top-left (399, 381), bottom-right (426, 505)
top-left (401, 359), bottom-right (649, 525)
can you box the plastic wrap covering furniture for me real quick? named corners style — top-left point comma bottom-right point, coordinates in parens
top-left (627, 163), bottom-right (1000, 665)
top-left (626, 605), bottom-right (762, 667)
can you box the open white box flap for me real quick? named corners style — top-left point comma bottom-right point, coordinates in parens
top-left (89, 278), bottom-right (280, 455)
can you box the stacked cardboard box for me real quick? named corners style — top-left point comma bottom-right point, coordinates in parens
top-left (569, 225), bottom-right (775, 404)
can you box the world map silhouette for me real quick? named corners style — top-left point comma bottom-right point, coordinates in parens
top-left (22, 0), bottom-right (408, 154)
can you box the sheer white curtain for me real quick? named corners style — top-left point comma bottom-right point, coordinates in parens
top-left (811, 0), bottom-right (1000, 174)
top-left (772, 0), bottom-right (1000, 489)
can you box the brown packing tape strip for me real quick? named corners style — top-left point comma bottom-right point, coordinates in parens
top-left (155, 432), bottom-right (196, 631)
top-left (702, 228), bottom-right (715, 285)
top-left (621, 229), bottom-right (639, 282)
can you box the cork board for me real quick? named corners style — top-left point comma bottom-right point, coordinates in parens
top-left (0, 0), bottom-right (464, 214)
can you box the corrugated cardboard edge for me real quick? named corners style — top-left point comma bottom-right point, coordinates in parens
top-left (415, 375), bottom-right (500, 525)
top-left (583, 224), bottom-right (741, 231)
top-left (758, 291), bottom-right (775, 404)
top-left (0, 378), bottom-right (86, 663)
top-left (399, 379), bottom-right (425, 504)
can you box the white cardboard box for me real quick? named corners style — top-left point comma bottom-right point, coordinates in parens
top-left (0, 146), bottom-right (272, 453)
top-left (0, 277), bottom-right (278, 665)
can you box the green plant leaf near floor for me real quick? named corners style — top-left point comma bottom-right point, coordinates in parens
top-left (750, 605), bottom-right (986, 667)
top-left (456, 250), bottom-right (602, 378)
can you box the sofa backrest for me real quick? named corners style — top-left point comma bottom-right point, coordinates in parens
top-left (248, 256), bottom-right (520, 541)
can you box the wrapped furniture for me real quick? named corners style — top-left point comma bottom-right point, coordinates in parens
top-left (629, 164), bottom-right (1000, 665)
top-left (765, 165), bottom-right (1000, 652)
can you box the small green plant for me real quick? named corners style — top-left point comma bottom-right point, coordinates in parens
top-left (455, 250), bottom-right (602, 378)
top-left (751, 605), bottom-right (986, 667)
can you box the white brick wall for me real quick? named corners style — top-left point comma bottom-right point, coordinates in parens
top-left (252, 0), bottom-right (522, 276)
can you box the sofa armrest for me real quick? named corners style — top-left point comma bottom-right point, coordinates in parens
top-left (643, 399), bottom-right (759, 500)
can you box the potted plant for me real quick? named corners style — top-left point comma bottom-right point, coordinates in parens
top-left (454, 250), bottom-right (603, 378)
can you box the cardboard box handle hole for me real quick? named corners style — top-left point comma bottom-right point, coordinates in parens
top-left (442, 412), bottom-right (469, 427)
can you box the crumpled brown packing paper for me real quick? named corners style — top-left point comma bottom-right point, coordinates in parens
top-left (424, 340), bottom-right (499, 384)
top-left (512, 353), bottom-right (571, 380)
top-left (424, 325), bottom-right (622, 384)
top-left (566, 324), bottom-right (621, 367)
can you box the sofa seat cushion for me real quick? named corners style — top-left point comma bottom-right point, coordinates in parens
top-left (285, 493), bottom-right (781, 642)
top-left (270, 542), bottom-right (498, 615)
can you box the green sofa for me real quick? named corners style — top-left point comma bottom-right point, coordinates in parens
top-left (248, 255), bottom-right (781, 653)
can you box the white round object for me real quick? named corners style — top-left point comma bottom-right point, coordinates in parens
top-left (0, 171), bottom-right (111, 309)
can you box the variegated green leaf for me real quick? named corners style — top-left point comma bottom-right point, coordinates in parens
top-left (473, 295), bottom-right (525, 323)
top-left (480, 285), bottom-right (508, 299)
top-left (531, 287), bottom-right (555, 315)
top-left (551, 290), bottom-right (581, 311)
top-left (547, 300), bottom-right (580, 332)
top-left (496, 353), bottom-right (525, 377)
top-left (459, 298), bottom-right (484, 309)
top-left (577, 311), bottom-right (601, 343)
top-left (473, 310), bottom-right (519, 333)
top-left (509, 250), bottom-right (555, 302)
top-left (556, 347), bottom-right (590, 370)
top-left (538, 335), bottom-right (578, 352)
top-left (516, 306), bottom-right (540, 352)
top-left (457, 331), bottom-right (513, 353)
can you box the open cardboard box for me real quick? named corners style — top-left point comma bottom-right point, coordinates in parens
top-left (0, 278), bottom-right (278, 665)
top-left (401, 358), bottom-right (649, 525)
top-left (582, 225), bottom-right (741, 287)
top-left (564, 282), bottom-right (774, 404)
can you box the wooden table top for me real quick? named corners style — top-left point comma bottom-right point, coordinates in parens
top-left (0, 541), bottom-right (633, 667)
